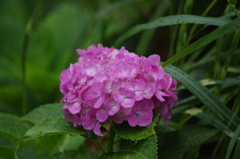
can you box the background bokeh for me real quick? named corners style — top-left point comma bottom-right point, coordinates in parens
top-left (0, 0), bottom-right (231, 116)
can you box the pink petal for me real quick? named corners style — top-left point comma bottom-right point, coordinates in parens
top-left (127, 114), bottom-right (138, 127)
top-left (137, 111), bottom-right (153, 127)
top-left (148, 54), bottom-right (160, 66)
top-left (159, 103), bottom-right (168, 116)
top-left (103, 79), bottom-right (112, 93)
top-left (68, 102), bottom-right (81, 114)
top-left (105, 98), bottom-right (121, 116)
top-left (121, 98), bottom-right (135, 108)
top-left (94, 94), bottom-right (105, 109)
top-left (81, 63), bottom-right (97, 77)
top-left (112, 111), bottom-right (126, 124)
top-left (93, 122), bottom-right (103, 136)
top-left (96, 109), bottom-right (108, 122)
top-left (155, 90), bottom-right (165, 102)
top-left (113, 93), bottom-right (124, 103)
top-left (150, 66), bottom-right (164, 80)
top-left (143, 84), bottom-right (155, 99)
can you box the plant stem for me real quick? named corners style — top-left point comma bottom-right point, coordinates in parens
top-left (188, 0), bottom-right (217, 40)
top-left (89, 138), bottom-right (106, 154)
top-left (221, 30), bottom-right (240, 79)
top-left (107, 123), bottom-right (116, 153)
top-left (21, 18), bottom-right (32, 116)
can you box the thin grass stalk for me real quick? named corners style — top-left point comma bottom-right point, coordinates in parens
top-left (221, 30), bottom-right (240, 79)
top-left (225, 124), bottom-right (240, 159)
top-left (188, 0), bottom-right (218, 40)
top-left (211, 133), bottom-right (226, 159)
top-left (214, 38), bottom-right (223, 97)
top-left (168, 0), bottom-right (178, 59)
top-left (227, 0), bottom-right (240, 18)
top-left (21, 15), bottom-right (34, 116)
top-left (21, 31), bottom-right (29, 116)
top-left (135, 0), bottom-right (168, 56)
top-left (177, 0), bottom-right (193, 67)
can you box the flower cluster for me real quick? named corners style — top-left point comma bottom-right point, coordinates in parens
top-left (60, 44), bottom-right (177, 136)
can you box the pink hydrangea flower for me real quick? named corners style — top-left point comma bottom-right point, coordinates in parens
top-left (60, 44), bottom-right (178, 136)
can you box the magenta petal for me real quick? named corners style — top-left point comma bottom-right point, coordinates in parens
top-left (159, 103), bottom-right (168, 116)
top-left (68, 102), bottom-right (81, 114)
top-left (96, 109), bottom-right (108, 122)
top-left (127, 114), bottom-right (138, 127)
top-left (143, 84), bottom-right (155, 99)
top-left (93, 122), bottom-right (103, 136)
top-left (121, 98), bottom-right (135, 108)
top-left (112, 112), bottom-right (125, 124)
top-left (94, 95), bottom-right (105, 109)
top-left (137, 111), bottom-right (153, 127)
top-left (82, 119), bottom-right (96, 130)
top-left (155, 91), bottom-right (165, 102)
top-left (113, 93), bottom-right (124, 103)
top-left (105, 98), bottom-right (121, 116)
top-left (63, 105), bottom-right (75, 122)
top-left (148, 54), bottom-right (160, 66)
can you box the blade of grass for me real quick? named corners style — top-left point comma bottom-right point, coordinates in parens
top-left (225, 124), bottom-right (240, 159)
top-left (227, 0), bottom-right (240, 18)
top-left (162, 18), bottom-right (240, 67)
top-left (135, 0), bottom-right (168, 55)
top-left (233, 141), bottom-right (240, 159)
top-left (188, 0), bottom-right (218, 39)
top-left (95, 0), bottom-right (139, 19)
top-left (221, 30), bottom-right (240, 79)
top-left (164, 65), bottom-right (240, 132)
top-left (113, 15), bottom-right (231, 47)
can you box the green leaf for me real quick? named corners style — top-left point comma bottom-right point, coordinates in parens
top-left (157, 125), bottom-right (218, 158)
top-left (20, 118), bottom-right (85, 142)
top-left (114, 112), bottom-right (158, 140)
top-left (58, 135), bottom-right (85, 152)
top-left (35, 134), bottom-right (65, 158)
top-left (225, 123), bottom-right (240, 159)
top-left (113, 15), bottom-right (231, 47)
top-left (155, 120), bottom-right (182, 133)
top-left (99, 135), bottom-right (157, 159)
top-left (0, 113), bottom-right (29, 144)
top-left (0, 146), bottom-right (15, 159)
top-left (233, 141), bottom-right (240, 159)
top-left (162, 18), bottom-right (240, 67)
top-left (0, 135), bottom-right (15, 147)
top-left (164, 65), bottom-right (240, 132)
top-left (196, 112), bottom-right (232, 135)
top-left (96, 0), bottom-right (137, 19)
top-left (19, 103), bottom-right (64, 124)
top-left (53, 150), bottom-right (99, 159)
top-left (15, 142), bottom-right (45, 159)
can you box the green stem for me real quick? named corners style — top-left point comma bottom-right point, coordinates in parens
top-left (188, 0), bottom-right (217, 40)
top-left (227, 0), bottom-right (240, 18)
top-left (89, 138), bottom-right (106, 154)
top-left (221, 30), bottom-right (240, 79)
top-left (107, 123), bottom-right (116, 153)
top-left (135, 0), bottom-right (168, 56)
top-left (21, 18), bottom-right (32, 116)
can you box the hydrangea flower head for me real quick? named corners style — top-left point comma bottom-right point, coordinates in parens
top-left (60, 44), bottom-right (178, 136)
